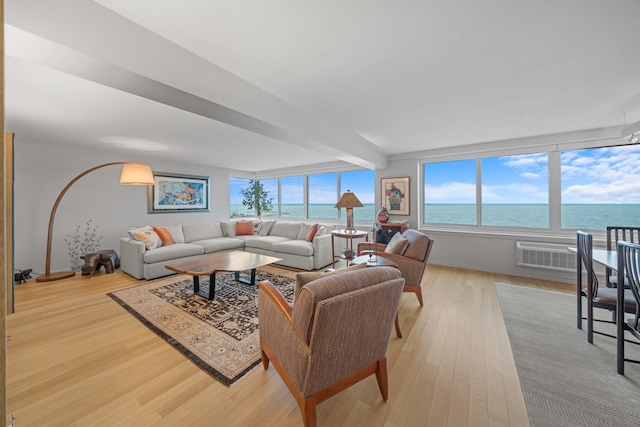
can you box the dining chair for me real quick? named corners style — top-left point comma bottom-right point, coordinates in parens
top-left (616, 240), bottom-right (640, 375)
top-left (606, 226), bottom-right (640, 288)
top-left (576, 231), bottom-right (636, 343)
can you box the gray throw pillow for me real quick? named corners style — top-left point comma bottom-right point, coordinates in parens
top-left (385, 232), bottom-right (408, 255)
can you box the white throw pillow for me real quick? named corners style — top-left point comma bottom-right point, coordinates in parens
top-left (385, 232), bottom-right (408, 255)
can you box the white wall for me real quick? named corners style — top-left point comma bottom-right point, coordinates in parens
top-left (14, 139), bottom-right (233, 275)
top-left (15, 130), bottom-right (617, 283)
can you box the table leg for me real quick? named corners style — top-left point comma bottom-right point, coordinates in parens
top-left (332, 235), bottom-right (336, 268)
top-left (235, 269), bottom-right (258, 286)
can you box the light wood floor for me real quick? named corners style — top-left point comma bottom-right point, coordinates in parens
top-left (7, 263), bottom-right (572, 426)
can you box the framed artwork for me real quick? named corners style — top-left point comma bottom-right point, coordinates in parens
top-left (148, 172), bottom-right (210, 213)
top-left (381, 177), bottom-right (409, 215)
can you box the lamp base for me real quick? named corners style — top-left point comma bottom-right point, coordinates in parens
top-left (36, 271), bottom-right (76, 282)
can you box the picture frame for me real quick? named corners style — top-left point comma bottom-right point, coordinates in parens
top-left (381, 177), bottom-right (410, 215)
top-left (148, 172), bottom-right (210, 213)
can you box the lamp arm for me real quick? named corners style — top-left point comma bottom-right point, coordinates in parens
top-left (43, 162), bottom-right (130, 276)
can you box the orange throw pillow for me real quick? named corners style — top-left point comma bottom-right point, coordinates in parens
top-left (236, 221), bottom-right (254, 236)
top-left (305, 223), bottom-right (319, 241)
top-left (153, 226), bottom-right (176, 246)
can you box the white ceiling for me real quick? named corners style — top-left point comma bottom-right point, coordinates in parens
top-left (6, 0), bottom-right (640, 172)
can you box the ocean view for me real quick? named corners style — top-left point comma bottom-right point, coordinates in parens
top-left (231, 203), bottom-right (640, 231)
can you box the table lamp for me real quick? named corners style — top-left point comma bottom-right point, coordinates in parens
top-left (334, 190), bottom-right (363, 233)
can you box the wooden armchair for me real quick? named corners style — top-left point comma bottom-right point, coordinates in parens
top-left (258, 267), bottom-right (405, 427)
top-left (358, 229), bottom-right (434, 305)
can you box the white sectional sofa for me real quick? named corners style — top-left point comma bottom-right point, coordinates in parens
top-left (120, 220), bottom-right (336, 280)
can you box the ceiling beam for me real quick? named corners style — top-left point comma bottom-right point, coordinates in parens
top-left (6, 0), bottom-right (388, 170)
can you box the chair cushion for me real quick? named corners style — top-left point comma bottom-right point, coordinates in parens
top-left (385, 232), bottom-right (408, 255)
top-left (292, 267), bottom-right (403, 343)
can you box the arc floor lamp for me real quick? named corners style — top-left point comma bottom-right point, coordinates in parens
top-left (36, 162), bottom-right (155, 282)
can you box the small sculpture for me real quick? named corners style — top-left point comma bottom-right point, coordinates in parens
top-left (377, 206), bottom-right (389, 223)
top-left (81, 249), bottom-right (121, 276)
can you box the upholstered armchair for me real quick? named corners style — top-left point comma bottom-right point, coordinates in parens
top-left (258, 267), bottom-right (405, 427)
top-left (357, 229), bottom-right (434, 305)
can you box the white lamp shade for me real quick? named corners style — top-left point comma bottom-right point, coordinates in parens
top-left (119, 163), bottom-right (155, 185)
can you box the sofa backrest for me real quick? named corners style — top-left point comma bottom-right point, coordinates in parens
top-left (163, 224), bottom-right (186, 243)
top-left (269, 221), bottom-right (302, 239)
top-left (183, 222), bottom-right (224, 242)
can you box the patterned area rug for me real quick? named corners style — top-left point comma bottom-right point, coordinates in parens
top-left (495, 283), bottom-right (640, 427)
top-left (108, 270), bottom-right (295, 387)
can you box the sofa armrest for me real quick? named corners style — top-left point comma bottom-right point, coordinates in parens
top-left (120, 237), bottom-right (146, 279)
top-left (312, 233), bottom-right (333, 270)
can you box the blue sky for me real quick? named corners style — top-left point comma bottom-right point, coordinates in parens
top-left (425, 145), bottom-right (640, 204)
top-left (230, 170), bottom-right (375, 204)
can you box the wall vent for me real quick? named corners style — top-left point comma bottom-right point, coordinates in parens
top-left (516, 241), bottom-right (576, 272)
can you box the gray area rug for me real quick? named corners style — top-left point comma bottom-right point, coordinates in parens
top-left (108, 271), bottom-right (294, 387)
top-left (495, 283), bottom-right (640, 427)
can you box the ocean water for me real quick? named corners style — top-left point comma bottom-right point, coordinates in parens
top-left (230, 203), bottom-right (640, 230)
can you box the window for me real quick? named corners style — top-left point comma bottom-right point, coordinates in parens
top-left (259, 178), bottom-right (278, 218)
top-left (481, 153), bottom-right (548, 228)
top-left (561, 145), bottom-right (640, 230)
top-left (230, 170), bottom-right (375, 222)
top-left (280, 175), bottom-right (304, 218)
top-left (424, 159), bottom-right (476, 225)
top-left (308, 173), bottom-right (337, 219)
top-left (422, 144), bottom-right (640, 232)
top-left (230, 177), bottom-right (252, 218)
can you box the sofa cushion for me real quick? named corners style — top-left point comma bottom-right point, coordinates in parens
top-left (190, 237), bottom-right (244, 253)
top-left (235, 220), bottom-right (254, 236)
top-left (220, 221), bottom-right (235, 237)
top-left (305, 224), bottom-right (319, 241)
top-left (183, 223), bottom-right (224, 242)
top-left (297, 223), bottom-right (313, 240)
top-left (132, 229), bottom-right (163, 250)
top-left (270, 221), bottom-right (302, 239)
top-left (272, 240), bottom-right (314, 257)
top-left (127, 225), bottom-right (152, 239)
top-left (259, 220), bottom-right (276, 236)
top-left (153, 226), bottom-right (176, 246)
top-left (143, 243), bottom-right (204, 263)
top-left (162, 224), bottom-right (186, 243)
top-left (243, 236), bottom-right (290, 251)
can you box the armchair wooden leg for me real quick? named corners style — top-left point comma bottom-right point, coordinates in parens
top-left (394, 315), bottom-right (402, 338)
top-left (374, 358), bottom-right (389, 401)
top-left (261, 349), bottom-right (270, 369)
top-left (302, 401), bottom-right (318, 427)
top-left (404, 285), bottom-right (423, 306)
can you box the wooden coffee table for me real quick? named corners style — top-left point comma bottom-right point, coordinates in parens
top-left (165, 251), bottom-right (281, 300)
